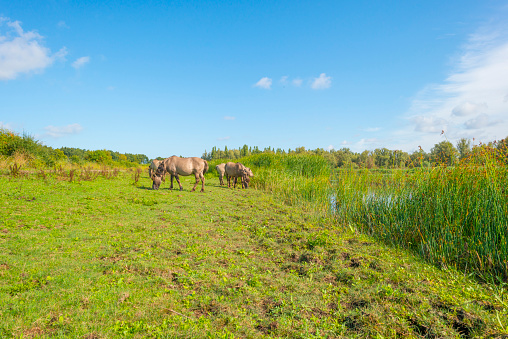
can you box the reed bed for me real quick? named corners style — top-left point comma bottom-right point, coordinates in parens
top-left (333, 149), bottom-right (508, 282)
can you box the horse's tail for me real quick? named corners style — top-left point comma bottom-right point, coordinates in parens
top-left (203, 160), bottom-right (209, 175)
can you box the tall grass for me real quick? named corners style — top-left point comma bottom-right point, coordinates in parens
top-left (333, 148), bottom-right (508, 282)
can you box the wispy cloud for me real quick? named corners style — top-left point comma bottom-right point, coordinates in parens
top-left (356, 138), bottom-right (380, 148)
top-left (57, 21), bottom-right (69, 29)
top-left (396, 23), bottom-right (508, 151)
top-left (217, 136), bottom-right (230, 141)
top-left (362, 127), bottom-right (381, 132)
top-left (311, 73), bottom-right (332, 90)
top-left (72, 56), bottom-right (90, 69)
top-left (0, 17), bottom-right (67, 80)
top-left (223, 116), bottom-right (236, 120)
top-left (280, 75), bottom-right (303, 87)
top-left (464, 114), bottom-right (502, 129)
top-left (254, 77), bottom-right (272, 89)
top-left (43, 123), bottom-right (83, 138)
top-left (0, 121), bottom-right (13, 130)
top-left (451, 101), bottom-right (487, 116)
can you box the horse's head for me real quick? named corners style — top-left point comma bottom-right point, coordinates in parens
top-left (152, 174), bottom-right (163, 190)
top-left (245, 167), bottom-right (254, 177)
top-left (152, 162), bottom-right (166, 189)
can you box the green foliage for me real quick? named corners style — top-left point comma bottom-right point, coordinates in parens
top-left (0, 129), bottom-right (39, 157)
top-left (1, 129), bottom-right (149, 168)
top-left (85, 149), bottom-right (112, 164)
top-left (456, 138), bottom-right (472, 160)
top-left (431, 141), bottom-right (458, 166)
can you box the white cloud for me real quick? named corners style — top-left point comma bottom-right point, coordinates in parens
top-left (223, 116), bottom-right (235, 120)
top-left (72, 56), bottom-right (90, 69)
top-left (0, 17), bottom-right (67, 80)
top-left (397, 24), bottom-right (508, 151)
top-left (451, 101), bottom-right (487, 116)
top-left (464, 114), bottom-right (502, 129)
top-left (412, 115), bottom-right (448, 133)
top-left (254, 77), bottom-right (272, 89)
top-left (311, 73), bottom-right (331, 90)
top-left (292, 78), bottom-right (303, 87)
top-left (217, 136), bottom-right (230, 141)
top-left (280, 76), bottom-right (288, 85)
top-left (43, 123), bottom-right (83, 138)
top-left (327, 145), bottom-right (334, 151)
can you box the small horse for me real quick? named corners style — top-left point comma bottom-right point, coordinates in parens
top-left (152, 156), bottom-right (208, 192)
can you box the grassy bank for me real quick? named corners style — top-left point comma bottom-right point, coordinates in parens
top-left (1, 171), bottom-right (507, 337)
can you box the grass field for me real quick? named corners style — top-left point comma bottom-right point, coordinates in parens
top-left (1, 171), bottom-right (507, 338)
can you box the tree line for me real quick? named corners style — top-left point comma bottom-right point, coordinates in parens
top-left (1, 128), bottom-right (149, 166)
top-left (203, 137), bottom-right (508, 168)
top-left (3, 128), bottom-right (506, 169)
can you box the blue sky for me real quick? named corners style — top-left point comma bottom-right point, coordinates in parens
top-left (1, 1), bottom-right (508, 159)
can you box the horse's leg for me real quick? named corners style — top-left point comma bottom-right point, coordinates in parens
top-left (170, 174), bottom-right (174, 190)
top-left (219, 174), bottom-right (223, 186)
top-left (191, 173), bottom-right (199, 192)
top-left (174, 174), bottom-right (183, 191)
top-left (227, 173), bottom-right (231, 188)
top-left (233, 176), bottom-right (237, 188)
top-left (200, 172), bottom-right (205, 192)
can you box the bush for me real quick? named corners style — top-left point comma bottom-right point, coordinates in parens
top-left (85, 150), bottom-right (113, 164)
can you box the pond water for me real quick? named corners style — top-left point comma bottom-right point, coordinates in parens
top-left (330, 191), bottom-right (413, 214)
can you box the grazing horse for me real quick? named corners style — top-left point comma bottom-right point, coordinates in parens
top-left (225, 162), bottom-right (251, 189)
top-left (215, 163), bottom-right (227, 186)
top-left (152, 156), bottom-right (208, 192)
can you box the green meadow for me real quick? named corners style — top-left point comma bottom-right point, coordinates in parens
top-left (1, 156), bottom-right (507, 338)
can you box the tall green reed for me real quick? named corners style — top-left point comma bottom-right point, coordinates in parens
top-left (333, 148), bottom-right (508, 282)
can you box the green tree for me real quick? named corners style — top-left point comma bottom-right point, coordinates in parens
top-left (456, 138), bottom-right (472, 160)
top-left (86, 150), bottom-right (113, 164)
top-left (431, 141), bottom-right (458, 166)
top-left (240, 144), bottom-right (250, 157)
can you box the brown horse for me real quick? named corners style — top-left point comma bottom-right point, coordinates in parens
top-left (152, 156), bottom-right (208, 192)
top-left (225, 162), bottom-right (251, 188)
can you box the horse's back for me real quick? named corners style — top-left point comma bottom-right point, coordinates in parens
top-left (172, 156), bottom-right (206, 175)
